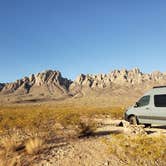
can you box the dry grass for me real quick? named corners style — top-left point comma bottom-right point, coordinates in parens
top-left (0, 157), bottom-right (20, 166)
top-left (104, 134), bottom-right (166, 165)
top-left (25, 137), bottom-right (44, 155)
top-left (0, 131), bottom-right (24, 153)
top-left (0, 137), bottom-right (17, 153)
top-left (0, 134), bottom-right (22, 166)
top-left (0, 103), bottom-right (124, 133)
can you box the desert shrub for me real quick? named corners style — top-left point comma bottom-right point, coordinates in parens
top-left (0, 130), bottom-right (24, 153)
top-left (77, 120), bottom-right (97, 137)
top-left (25, 137), bottom-right (44, 155)
top-left (0, 137), bottom-right (17, 153)
top-left (0, 132), bottom-right (22, 166)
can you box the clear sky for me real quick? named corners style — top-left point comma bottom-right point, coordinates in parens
top-left (0, 0), bottom-right (166, 82)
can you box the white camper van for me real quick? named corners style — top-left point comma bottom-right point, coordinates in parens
top-left (125, 86), bottom-right (166, 126)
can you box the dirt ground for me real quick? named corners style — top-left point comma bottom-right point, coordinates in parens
top-left (96, 119), bottom-right (166, 136)
top-left (29, 119), bottom-right (166, 166)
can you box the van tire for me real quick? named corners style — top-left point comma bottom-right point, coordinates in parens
top-left (129, 116), bottom-right (138, 125)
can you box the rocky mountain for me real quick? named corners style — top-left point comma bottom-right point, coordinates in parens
top-left (70, 68), bottom-right (166, 91)
top-left (0, 70), bottom-right (72, 103)
top-left (0, 68), bottom-right (166, 104)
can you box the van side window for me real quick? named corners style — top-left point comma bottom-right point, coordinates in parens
top-left (137, 95), bottom-right (150, 107)
top-left (154, 95), bottom-right (166, 107)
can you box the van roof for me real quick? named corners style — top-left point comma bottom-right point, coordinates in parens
top-left (145, 86), bottom-right (166, 96)
top-left (153, 86), bottom-right (166, 89)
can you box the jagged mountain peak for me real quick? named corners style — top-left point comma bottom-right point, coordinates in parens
top-left (0, 70), bottom-right (72, 96)
top-left (70, 68), bottom-right (166, 90)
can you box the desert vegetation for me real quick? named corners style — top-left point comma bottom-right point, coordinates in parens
top-left (0, 103), bottom-right (165, 165)
top-left (0, 103), bottom-right (123, 165)
top-left (104, 134), bottom-right (166, 166)
top-left (0, 103), bottom-right (123, 133)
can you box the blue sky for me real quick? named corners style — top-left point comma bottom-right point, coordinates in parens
top-left (0, 0), bottom-right (166, 82)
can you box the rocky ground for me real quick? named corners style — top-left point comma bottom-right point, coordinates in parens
top-left (0, 116), bottom-right (165, 166)
top-left (27, 119), bottom-right (166, 166)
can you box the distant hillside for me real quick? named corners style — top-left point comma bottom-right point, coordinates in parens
top-left (0, 68), bottom-right (166, 105)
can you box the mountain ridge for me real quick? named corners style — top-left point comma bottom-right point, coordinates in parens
top-left (0, 68), bottom-right (166, 104)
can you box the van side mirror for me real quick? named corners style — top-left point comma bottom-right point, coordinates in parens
top-left (134, 102), bottom-right (139, 108)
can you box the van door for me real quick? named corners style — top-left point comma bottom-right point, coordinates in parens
top-left (150, 94), bottom-right (166, 125)
top-left (134, 95), bottom-right (152, 124)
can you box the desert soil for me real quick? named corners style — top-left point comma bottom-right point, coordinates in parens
top-left (27, 119), bottom-right (166, 166)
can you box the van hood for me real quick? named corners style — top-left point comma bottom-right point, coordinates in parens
top-left (127, 105), bottom-right (133, 110)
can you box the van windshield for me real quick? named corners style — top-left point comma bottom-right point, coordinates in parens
top-left (137, 95), bottom-right (150, 107)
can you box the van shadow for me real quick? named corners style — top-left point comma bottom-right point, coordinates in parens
top-left (152, 125), bottom-right (166, 129)
top-left (146, 125), bottom-right (166, 135)
top-left (94, 130), bottom-right (123, 137)
top-left (79, 130), bottom-right (123, 138)
top-left (146, 130), bottom-right (157, 135)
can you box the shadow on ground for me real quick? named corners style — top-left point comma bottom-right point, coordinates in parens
top-left (152, 125), bottom-right (166, 129)
top-left (79, 129), bottom-right (123, 138)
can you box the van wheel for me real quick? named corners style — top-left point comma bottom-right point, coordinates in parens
top-left (129, 116), bottom-right (138, 125)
